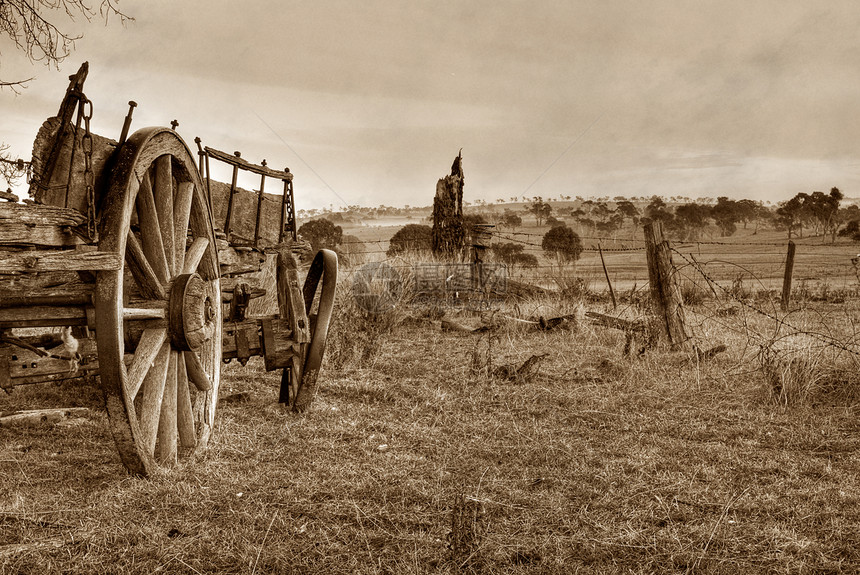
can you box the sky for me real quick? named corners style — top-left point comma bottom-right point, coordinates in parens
top-left (3, 1), bottom-right (860, 210)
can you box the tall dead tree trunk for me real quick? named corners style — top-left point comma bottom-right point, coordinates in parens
top-left (432, 151), bottom-right (464, 258)
top-left (644, 221), bottom-right (691, 350)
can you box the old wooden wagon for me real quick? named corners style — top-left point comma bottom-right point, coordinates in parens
top-left (0, 63), bottom-right (338, 476)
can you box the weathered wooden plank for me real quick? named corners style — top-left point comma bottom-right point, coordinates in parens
top-left (0, 271), bottom-right (85, 293)
top-left (0, 223), bottom-right (87, 246)
top-left (0, 306), bottom-right (89, 328)
top-left (2, 337), bottom-right (97, 381)
top-left (0, 287), bottom-right (92, 308)
top-left (209, 179), bottom-right (288, 248)
top-left (0, 202), bottom-right (86, 225)
top-left (0, 250), bottom-right (121, 272)
top-left (7, 367), bottom-right (97, 388)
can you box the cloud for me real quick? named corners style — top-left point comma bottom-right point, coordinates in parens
top-left (5, 1), bottom-right (860, 206)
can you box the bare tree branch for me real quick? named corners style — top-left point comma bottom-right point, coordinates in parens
top-left (0, 0), bottom-right (132, 86)
top-left (0, 143), bottom-right (29, 188)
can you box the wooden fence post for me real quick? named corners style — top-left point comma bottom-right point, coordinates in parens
top-left (598, 243), bottom-right (617, 310)
top-left (781, 240), bottom-right (796, 312)
top-left (471, 224), bottom-right (494, 301)
top-left (644, 221), bottom-right (690, 350)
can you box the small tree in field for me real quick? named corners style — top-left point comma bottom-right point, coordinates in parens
top-left (527, 197), bottom-right (552, 226)
top-left (298, 218), bottom-right (342, 252)
top-left (492, 242), bottom-right (538, 270)
top-left (541, 224), bottom-right (582, 264)
top-left (387, 223), bottom-right (432, 256)
top-left (501, 211), bottom-right (522, 228)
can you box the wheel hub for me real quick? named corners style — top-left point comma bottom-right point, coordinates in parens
top-left (168, 273), bottom-right (216, 351)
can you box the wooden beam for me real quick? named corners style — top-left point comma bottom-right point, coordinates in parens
top-left (0, 306), bottom-right (88, 328)
top-left (0, 250), bottom-right (121, 272)
top-left (205, 147), bottom-right (293, 180)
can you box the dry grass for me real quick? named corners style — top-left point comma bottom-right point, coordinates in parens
top-left (3, 295), bottom-right (860, 573)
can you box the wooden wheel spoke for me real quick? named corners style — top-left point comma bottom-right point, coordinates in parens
top-left (183, 350), bottom-right (212, 391)
top-left (123, 307), bottom-right (166, 321)
top-left (176, 353), bottom-right (197, 448)
top-left (126, 327), bottom-right (169, 400)
top-left (138, 343), bottom-right (171, 456)
top-left (126, 232), bottom-right (167, 300)
top-left (154, 156), bottom-right (175, 276)
top-left (155, 350), bottom-right (179, 464)
top-left (182, 237), bottom-right (210, 275)
top-left (173, 182), bottom-right (194, 273)
top-left (137, 171), bottom-right (171, 283)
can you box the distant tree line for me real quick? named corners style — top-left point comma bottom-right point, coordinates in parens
top-left (297, 187), bottom-right (860, 274)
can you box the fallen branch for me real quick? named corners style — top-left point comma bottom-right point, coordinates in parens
top-left (537, 314), bottom-right (577, 331)
top-left (585, 311), bottom-right (647, 333)
top-left (0, 408), bottom-right (89, 427)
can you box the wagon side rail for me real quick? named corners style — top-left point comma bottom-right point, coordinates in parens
top-left (195, 144), bottom-right (296, 248)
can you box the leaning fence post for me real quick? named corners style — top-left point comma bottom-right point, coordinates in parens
top-left (644, 221), bottom-right (690, 350)
top-left (781, 240), bottom-right (796, 312)
top-left (598, 243), bottom-right (617, 310)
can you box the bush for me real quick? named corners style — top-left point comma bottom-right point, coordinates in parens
top-left (492, 242), bottom-right (538, 269)
top-left (298, 218), bottom-right (343, 252)
top-left (541, 224), bottom-right (582, 263)
top-left (387, 224), bottom-right (432, 257)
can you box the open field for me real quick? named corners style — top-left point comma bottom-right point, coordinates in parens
top-left (3, 293), bottom-right (860, 573)
top-left (340, 217), bottom-right (860, 298)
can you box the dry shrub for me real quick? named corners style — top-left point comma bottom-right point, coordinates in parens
top-left (680, 279), bottom-right (709, 306)
top-left (756, 340), bottom-right (860, 406)
top-left (547, 266), bottom-right (598, 301)
top-left (325, 264), bottom-right (414, 370)
top-left (759, 345), bottom-right (823, 406)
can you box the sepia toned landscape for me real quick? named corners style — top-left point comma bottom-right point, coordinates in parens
top-left (4, 2), bottom-right (860, 574)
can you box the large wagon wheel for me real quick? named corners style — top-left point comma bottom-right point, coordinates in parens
top-left (96, 127), bottom-right (221, 476)
top-left (276, 250), bottom-right (337, 412)
top-left (293, 248), bottom-right (337, 411)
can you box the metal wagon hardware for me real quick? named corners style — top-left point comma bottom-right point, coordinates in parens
top-left (0, 63), bottom-right (338, 476)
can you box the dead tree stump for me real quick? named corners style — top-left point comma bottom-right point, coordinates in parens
top-left (432, 151), bottom-right (465, 258)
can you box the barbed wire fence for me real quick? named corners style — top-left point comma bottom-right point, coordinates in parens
top-left (331, 225), bottom-right (860, 400)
